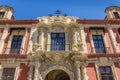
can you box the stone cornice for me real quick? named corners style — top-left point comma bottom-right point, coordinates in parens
top-left (0, 20), bottom-right (39, 25)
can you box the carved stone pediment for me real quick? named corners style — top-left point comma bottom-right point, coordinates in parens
top-left (45, 51), bottom-right (70, 62)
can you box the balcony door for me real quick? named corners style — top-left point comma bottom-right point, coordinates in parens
top-left (92, 35), bottom-right (106, 53)
top-left (51, 33), bottom-right (65, 51)
top-left (10, 35), bottom-right (23, 54)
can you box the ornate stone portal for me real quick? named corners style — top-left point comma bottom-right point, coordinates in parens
top-left (27, 16), bottom-right (88, 80)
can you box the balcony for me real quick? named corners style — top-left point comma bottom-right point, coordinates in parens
top-left (91, 47), bottom-right (111, 53)
top-left (5, 48), bottom-right (23, 54)
top-left (45, 44), bottom-right (71, 51)
top-left (45, 44), bottom-right (71, 62)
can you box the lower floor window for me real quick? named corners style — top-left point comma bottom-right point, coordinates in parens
top-left (1, 68), bottom-right (16, 80)
top-left (99, 66), bottom-right (114, 80)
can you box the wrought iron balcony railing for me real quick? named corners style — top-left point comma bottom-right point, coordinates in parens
top-left (46, 44), bottom-right (71, 51)
top-left (5, 48), bottom-right (23, 54)
top-left (91, 47), bottom-right (110, 53)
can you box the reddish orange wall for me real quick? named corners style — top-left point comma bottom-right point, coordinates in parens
top-left (86, 63), bottom-right (97, 80)
top-left (23, 28), bottom-right (31, 54)
top-left (18, 63), bottom-right (29, 80)
top-left (84, 28), bottom-right (91, 54)
top-left (114, 62), bottom-right (120, 80)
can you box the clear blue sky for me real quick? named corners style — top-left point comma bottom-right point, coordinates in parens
top-left (0, 0), bottom-right (120, 19)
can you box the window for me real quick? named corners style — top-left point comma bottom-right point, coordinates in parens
top-left (92, 35), bottom-right (106, 53)
top-left (51, 33), bottom-right (65, 51)
top-left (10, 35), bottom-right (23, 54)
top-left (1, 68), bottom-right (16, 80)
top-left (99, 66), bottom-right (114, 80)
top-left (113, 12), bottom-right (120, 19)
top-left (0, 12), bottom-right (5, 19)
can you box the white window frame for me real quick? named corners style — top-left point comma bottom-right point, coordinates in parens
top-left (95, 63), bottom-right (117, 80)
top-left (5, 28), bottom-right (25, 54)
top-left (0, 63), bottom-right (20, 80)
top-left (46, 26), bottom-right (68, 51)
top-left (89, 28), bottom-right (109, 53)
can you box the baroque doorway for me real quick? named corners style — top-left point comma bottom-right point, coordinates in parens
top-left (45, 70), bottom-right (70, 80)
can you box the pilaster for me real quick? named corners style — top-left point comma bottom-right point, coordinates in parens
top-left (107, 25), bottom-right (119, 53)
top-left (74, 61), bottom-right (81, 80)
top-left (0, 65), bottom-right (3, 80)
top-left (27, 63), bottom-right (34, 80)
top-left (0, 26), bottom-right (9, 54)
top-left (81, 63), bottom-right (88, 80)
top-left (34, 61), bottom-right (41, 80)
top-left (28, 26), bottom-right (37, 53)
top-left (80, 25), bottom-right (87, 53)
top-left (38, 28), bottom-right (45, 51)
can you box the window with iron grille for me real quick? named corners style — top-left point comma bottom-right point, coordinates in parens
top-left (99, 66), bottom-right (114, 80)
top-left (51, 33), bottom-right (65, 51)
top-left (10, 35), bottom-right (23, 54)
top-left (0, 12), bottom-right (5, 19)
top-left (113, 12), bottom-right (120, 19)
top-left (92, 35), bottom-right (106, 53)
top-left (1, 68), bottom-right (16, 80)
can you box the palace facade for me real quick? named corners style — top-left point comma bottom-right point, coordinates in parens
top-left (0, 5), bottom-right (120, 80)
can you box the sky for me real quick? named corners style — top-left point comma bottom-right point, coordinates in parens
top-left (0, 0), bottom-right (120, 19)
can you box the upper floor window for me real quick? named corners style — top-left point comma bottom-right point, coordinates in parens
top-left (51, 33), bottom-right (65, 51)
top-left (1, 68), bottom-right (16, 80)
top-left (10, 35), bottom-right (23, 54)
top-left (113, 12), bottom-right (120, 19)
top-left (99, 66), bottom-right (114, 80)
top-left (92, 35), bottom-right (106, 53)
top-left (0, 12), bottom-right (5, 19)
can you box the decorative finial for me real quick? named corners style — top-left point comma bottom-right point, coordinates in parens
top-left (55, 9), bottom-right (61, 17)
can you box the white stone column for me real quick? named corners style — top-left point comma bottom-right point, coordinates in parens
top-left (40, 28), bottom-right (45, 50)
top-left (74, 61), bottom-right (81, 80)
top-left (0, 27), bottom-right (9, 53)
top-left (81, 64), bottom-right (88, 80)
top-left (28, 64), bottom-right (34, 80)
top-left (108, 26), bottom-right (119, 53)
top-left (28, 27), bottom-right (37, 53)
top-left (80, 26), bottom-right (87, 53)
top-left (0, 65), bottom-right (3, 80)
top-left (34, 61), bottom-right (40, 80)
top-left (72, 28), bottom-right (77, 44)
top-left (72, 28), bottom-right (78, 51)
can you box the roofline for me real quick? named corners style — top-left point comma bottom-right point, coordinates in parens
top-left (0, 19), bottom-right (39, 25)
top-left (0, 19), bottom-right (120, 25)
top-left (77, 19), bottom-right (120, 25)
